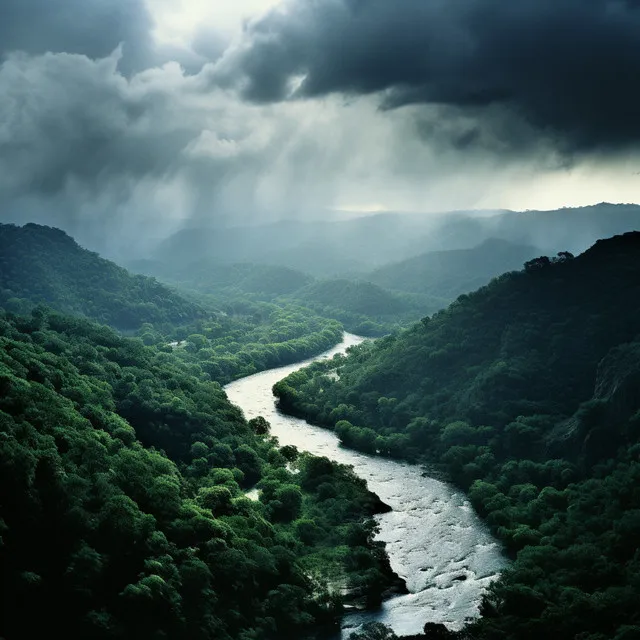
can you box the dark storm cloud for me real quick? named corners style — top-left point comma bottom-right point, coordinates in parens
top-left (0, 0), bottom-right (154, 72)
top-left (0, 46), bottom-right (344, 256)
top-left (0, 52), bottom-right (197, 197)
top-left (220, 0), bottom-right (640, 152)
top-left (1, 0), bottom-right (634, 257)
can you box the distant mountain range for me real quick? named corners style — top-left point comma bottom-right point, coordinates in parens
top-left (366, 239), bottom-right (541, 298)
top-left (5, 203), bottom-right (640, 336)
top-left (147, 203), bottom-right (640, 277)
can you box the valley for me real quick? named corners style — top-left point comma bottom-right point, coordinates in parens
top-left (2, 214), bottom-right (640, 640)
top-left (5, 5), bottom-right (640, 638)
top-left (225, 334), bottom-right (506, 637)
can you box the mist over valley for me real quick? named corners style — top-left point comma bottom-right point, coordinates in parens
top-left (2, 1), bottom-right (640, 639)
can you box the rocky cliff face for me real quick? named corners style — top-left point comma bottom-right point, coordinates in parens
top-left (594, 342), bottom-right (640, 420)
top-left (550, 341), bottom-right (640, 462)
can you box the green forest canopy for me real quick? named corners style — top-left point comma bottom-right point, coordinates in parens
top-left (0, 308), bottom-right (398, 640)
top-left (274, 233), bottom-right (640, 640)
top-left (0, 223), bottom-right (351, 380)
top-left (5, 219), bottom-right (640, 639)
top-left (365, 238), bottom-right (539, 299)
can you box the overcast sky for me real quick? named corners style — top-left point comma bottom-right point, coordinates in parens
top-left (1, 0), bottom-right (639, 255)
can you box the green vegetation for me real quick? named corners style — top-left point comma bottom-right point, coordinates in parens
top-left (287, 279), bottom-right (432, 336)
top-left (366, 239), bottom-right (539, 300)
top-left (8, 219), bottom-right (640, 640)
top-left (0, 223), bottom-right (346, 380)
top-left (144, 301), bottom-right (343, 384)
top-left (146, 261), bottom-right (315, 298)
top-left (274, 233), bottom-right (640, 640)
top-left (0, 224), bottom-right (205, 330)
top-left (134, 258), bottom-right (434, 337)
top-left (0, 307), bottom-right (398, 640)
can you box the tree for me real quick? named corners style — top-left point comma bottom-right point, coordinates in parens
top-left (524, 256), bottom-right (551, 272)
top-left (234, 444), bottom-right (262, 486)
top-left (270, 484), bottom-right (303, 522)
top-left (197, 486), bottom-right (233, 516)
top-left (249, 416), bottom-right (270, 435)
top-left (186, 334), bottom-right (207, 352)
top-left (350, 622), bottom-right (398, 640)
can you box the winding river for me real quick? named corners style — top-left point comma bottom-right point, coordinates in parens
top-left (225, 333), bottom-right (507, 638)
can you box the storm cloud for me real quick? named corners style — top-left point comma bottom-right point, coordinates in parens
top-left (0, 49), bottom-right (305, 251)
top-left (4, 46), bottom-right (471, 255)
top-left (1, 0), bottom-right (639, 257)
top-left (0, 0), bottom-right (156, 73)
top-left (218, 0), bottom-right (640, 152)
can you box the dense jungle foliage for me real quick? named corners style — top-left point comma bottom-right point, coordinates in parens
top-left (0, 308), bottom-right (399, 640)
top-left (287, 279), bottom-right (432, 337)
top-left (6, 220), bottom-right (640, 640)
top-left (141, 300), bottom-right (343, 384)
top-left (274, 232), bottom-right (640, 640)
top-left (158, 261), bottom-right (314, 297)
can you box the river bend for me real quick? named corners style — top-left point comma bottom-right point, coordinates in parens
top-left (225, 333), bottom-right (506, 637)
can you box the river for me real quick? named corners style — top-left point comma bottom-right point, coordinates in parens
top-left (224, 333), bottom-right (507, 638)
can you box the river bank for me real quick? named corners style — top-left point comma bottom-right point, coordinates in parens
top-left (225, 333), bottom-right (506, 638)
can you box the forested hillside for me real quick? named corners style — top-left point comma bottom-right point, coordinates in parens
top-left (0, 224), bottom-right (204, 330)
top-left (275, 233), bottom-right (640, 640)
top-left (366, 239), bottom-right (539, 299)
top-left (7, 220), bottom-right (640, 639)
top-left (160, 303), bottom-right (343, 383)
top-left (0, 224), bottom-right (348, 381)
top-left (0, 308), bottom-right (399, 640)
top-left (132, 258), bottom-right (434, 337)
top-left (153, 261), bottom-right (314, 298)
top-left (288, 279), bottom-right (433, 336)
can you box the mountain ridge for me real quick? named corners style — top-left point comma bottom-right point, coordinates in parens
top-left (0, 223), bottom-right (205, 330)
top-left (273, 231), bottom-right (640, 639)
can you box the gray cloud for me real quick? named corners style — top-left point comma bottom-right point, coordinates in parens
top-left (1, 0), bottom-right (638, 259)
top-left (0, 52), bottom-right (197, 196)
top-left (0, 48), bottom-right (391, 255)
top-left (1, 45), bottom-right (520, 256)
top-left (0, 0), bottom-right (156, 73)
top-left (218, 0), bottom-right (640, 153)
